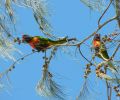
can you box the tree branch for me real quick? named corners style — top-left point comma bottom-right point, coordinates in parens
top-left (110, 43), bottom-right (120, 59)
top-left (54, 16), bottom-right (117, 47)
top-left (98, 0), bottom-right (113, 26)
top-left (0, 51), bottom-right (38, 78)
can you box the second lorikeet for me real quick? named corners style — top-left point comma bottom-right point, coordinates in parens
top-left (93, 34), bottom-right (109, 61)
top-left (93, 34), bottom-right (118, 73)
top-left (22, 35), bottom-right (76, 51)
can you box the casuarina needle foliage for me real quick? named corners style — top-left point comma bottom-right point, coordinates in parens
top-left (0, 0), bottom-right (120, 100)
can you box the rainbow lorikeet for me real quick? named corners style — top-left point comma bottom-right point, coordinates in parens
top-left (22, 35), bottom-right (76, 51)
top-left (93, 34), bottom-right (109, 60)
top-left (92, 34), bottom-right (117, 73)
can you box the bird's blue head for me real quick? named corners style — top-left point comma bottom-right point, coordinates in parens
top-left (22, 35), bottom-right (32, 43)
top-left (94, 34), bottom-right (100, 40)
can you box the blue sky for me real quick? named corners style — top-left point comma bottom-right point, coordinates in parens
top-left (0, 0), bottom-right (119, 100)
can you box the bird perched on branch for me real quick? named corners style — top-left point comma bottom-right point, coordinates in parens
top-left (92, 34), bottom-right (118, 73)
top-left (22, 35), bottom-right (76, 51)
top-left (93, 34), bottom-right (109, 60)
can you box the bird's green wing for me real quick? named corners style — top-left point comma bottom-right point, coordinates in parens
top-left (99, 42), bottom-right (109, 60)
top-left (36, 36), bottom-right (67, 45)
top-left (36, 36), bottom-right (50, 41)
top-left (35, 36), bottom-right (52, 45)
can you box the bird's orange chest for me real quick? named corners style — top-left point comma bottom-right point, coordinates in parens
top-left (29, 37), bottom-right (40, 49)
top-left (93, 40), bottom-right (101, 47)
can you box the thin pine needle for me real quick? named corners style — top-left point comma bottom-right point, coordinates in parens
top-left (80, 0), bottom-right (107, 12)
top-left (5, 0), bottom-right (15, 23)
top-left (13, 0), bottom-right (55, 38)
top-left (77, 79), bottom-right (93, 100)
top-left (36, 69), bottom-right (65, 100)
top-left (36, 48), bottom-right (65, 100)
top-left (0, 33), bottom-right (21, 61)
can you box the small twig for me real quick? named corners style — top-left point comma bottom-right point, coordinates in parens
top-left (106, 81), bottom-right (111, 100)
top-left (110, 85), bottom-right (112, 100)
top-left (78, 46), bottom-right (91, 64)
top-left (105, 68), bottom-right (109, 100)
top-left (99, 16), bottom-right (117, 29)
top-left (77, 78), bottom-right (90, 100)
top-left (77, 16), bottom-right (117, 46)
top-left (85, 16), bottom-right (117, 42)
top-left (0, 51), bottom-right (38, 78)
top-left (43, 47), bottom-right (57, 65)
top-left (0, 23), bottom-right (14, 38)
top-left (54, 16), bottom-right (117, 47)
top-left (44, 50), bottom-right (47, 66)
top-left (78, 45), bottom-right (96, 67)
top-left (37, 48), bottom-right (65, 99)
top-left (105, 67), bottom-right (112, 100)
top-left (48, 47), bottom-right (57, 64)
top-left (98, 0), bottom-right (113, 26)
top-left (110, 43), bottom-right (120, 59)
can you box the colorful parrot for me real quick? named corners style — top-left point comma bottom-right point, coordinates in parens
top-left (22, 35), bottom-right (76, 51)
top-left (92, 34), bottom-right (118, 73)
top-left (93, 34), bottom-right (110, 60)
